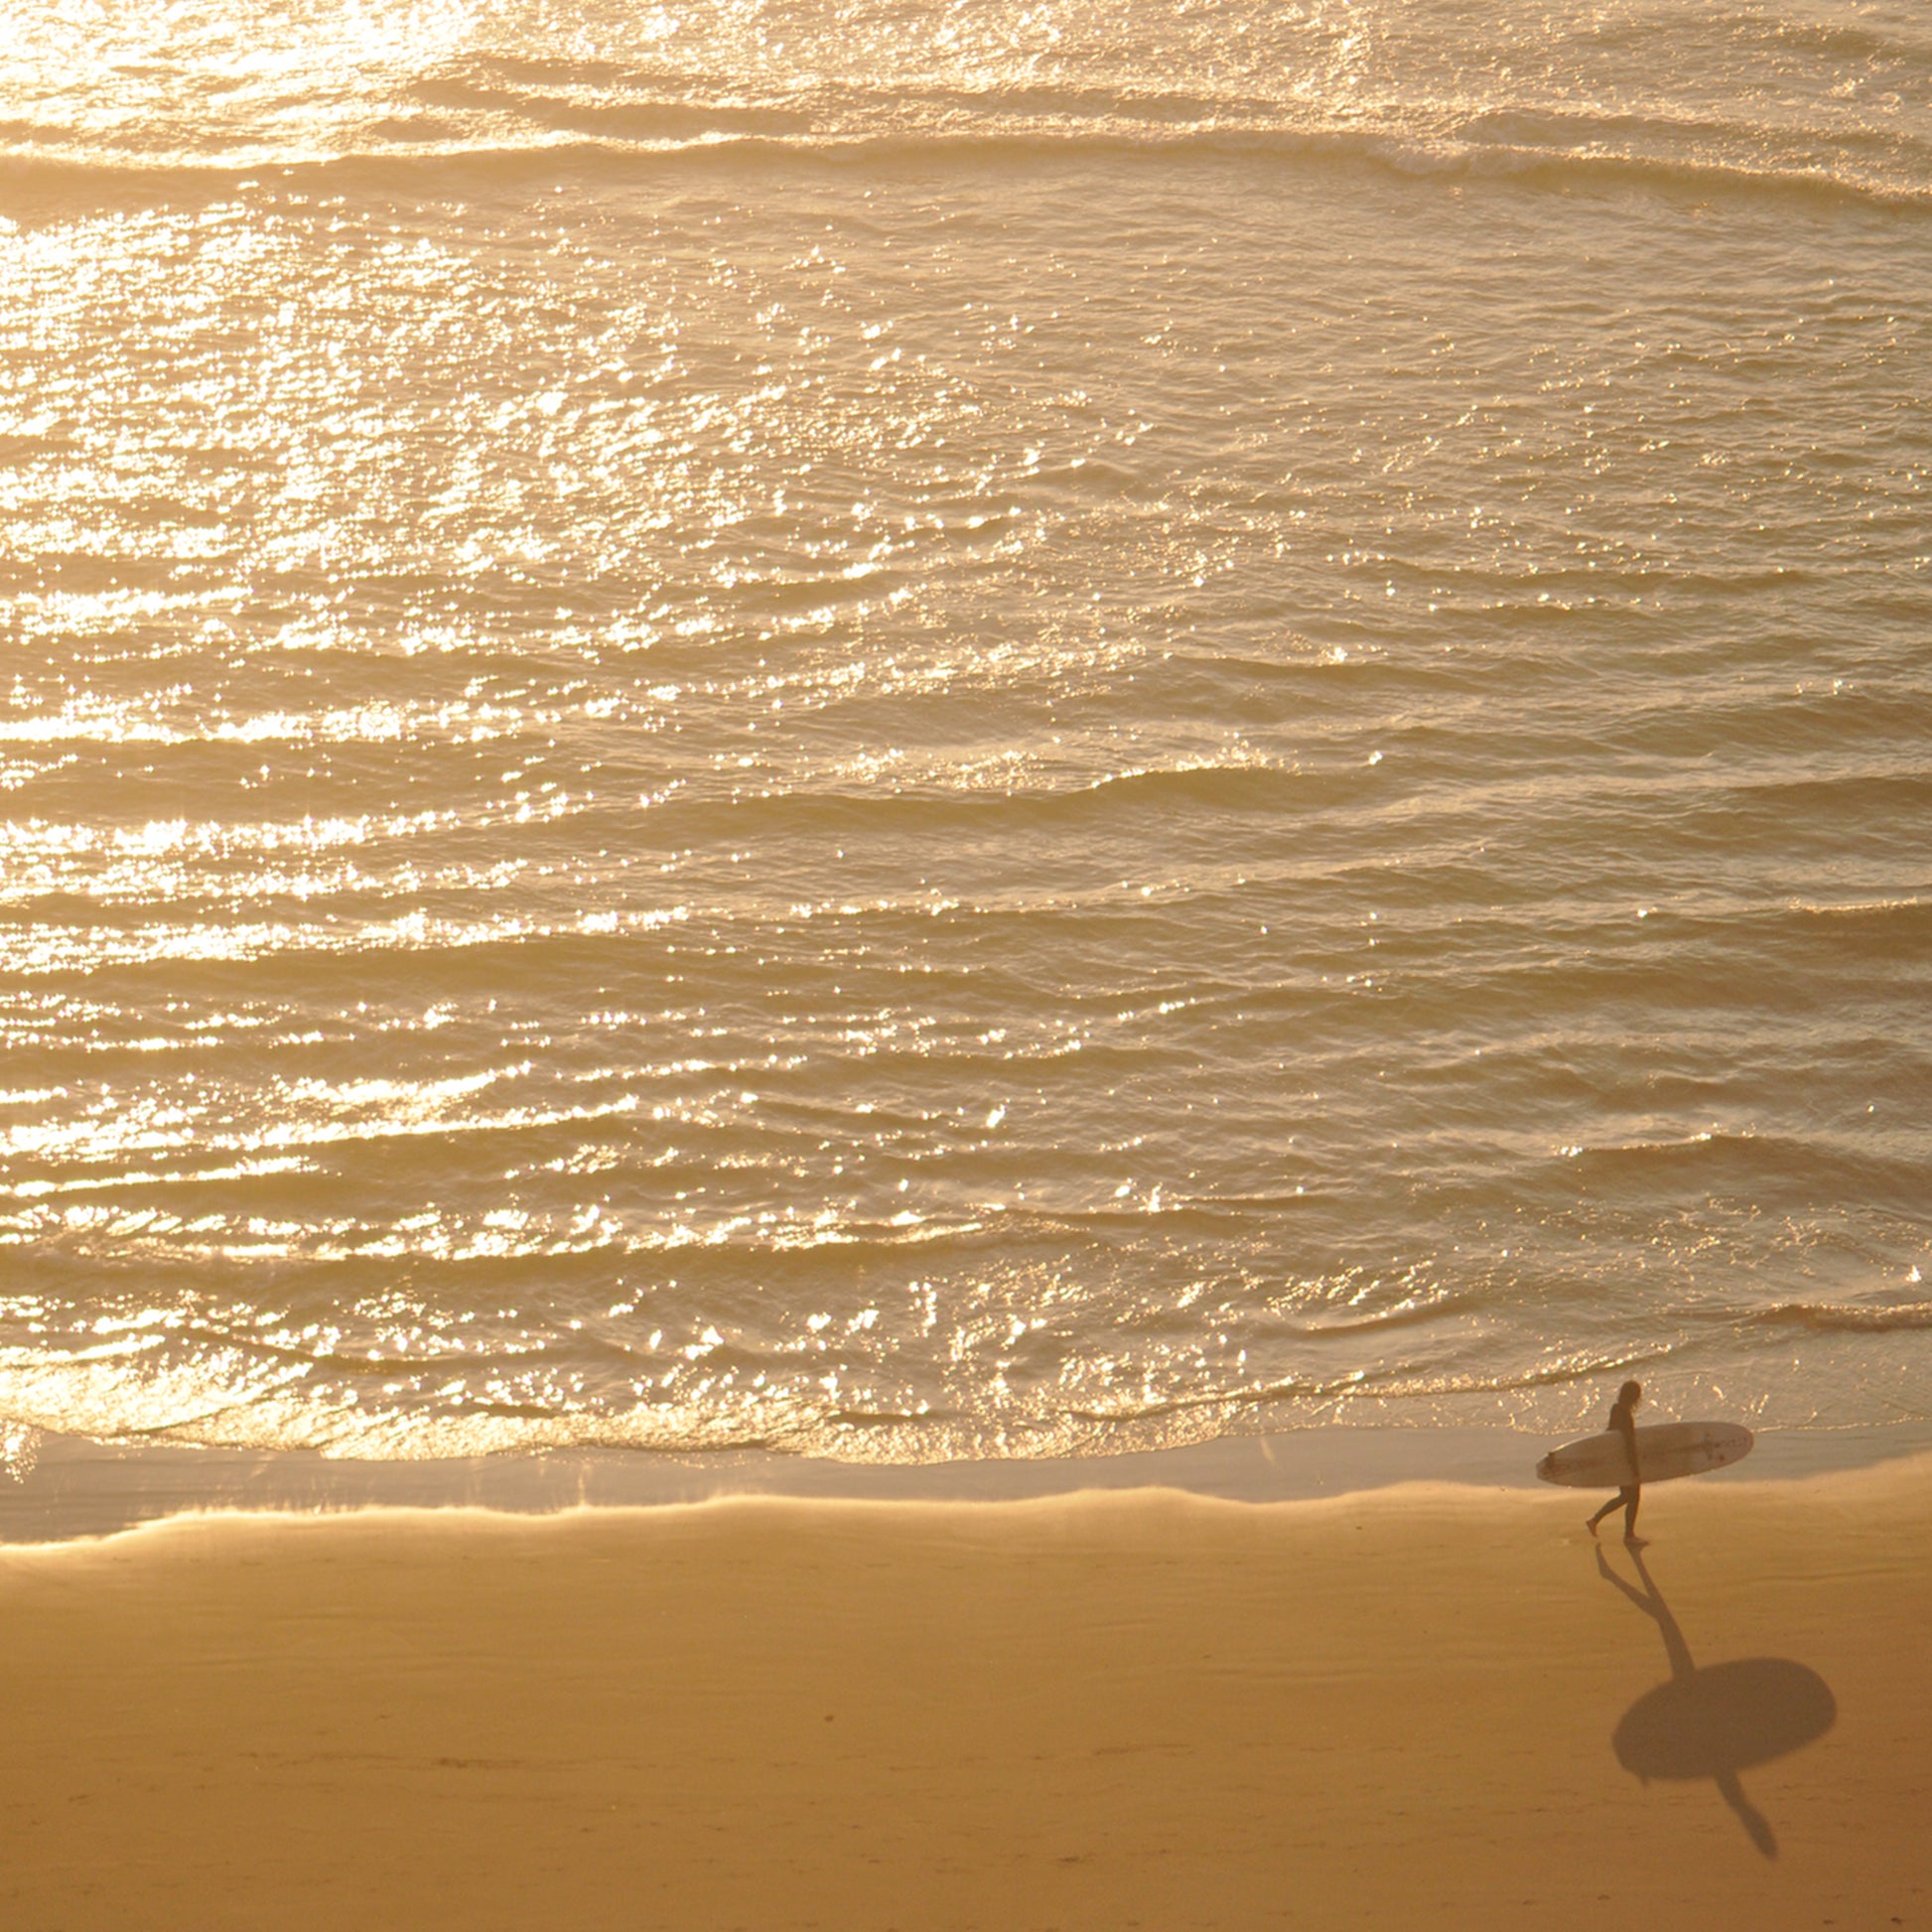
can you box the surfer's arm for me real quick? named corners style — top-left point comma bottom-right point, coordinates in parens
top-left (1614, 1413), bottom-right (1640, 1485)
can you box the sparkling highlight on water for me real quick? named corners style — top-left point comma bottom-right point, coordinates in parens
top-left (0, 0), bottom-right (1928, 1463)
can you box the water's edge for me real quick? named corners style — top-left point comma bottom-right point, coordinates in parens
top-left (7, 1420), bottom-right (1931, 1545)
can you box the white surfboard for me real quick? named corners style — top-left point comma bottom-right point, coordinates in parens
top-left (1536, 1420), bottom-right (1753, 1488)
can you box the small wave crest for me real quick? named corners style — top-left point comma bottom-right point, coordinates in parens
top-left (8, 0), bottom-right (1930, 214)
top-left (7, 95), bottom-right (1930, 215)
top-left (1752, 1301), bottom-right (1932, 1334)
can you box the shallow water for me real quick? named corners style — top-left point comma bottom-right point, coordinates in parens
top-left (0, 0), bottom-right (1927, 1464)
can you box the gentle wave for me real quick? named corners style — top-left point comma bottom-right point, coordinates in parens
top-left (7, 116), bottom-right (1931, 212)
top-left (10, 0), bottom-right (1930, 207)
top-left (1752, 1302), bottom-right (1932, 1334)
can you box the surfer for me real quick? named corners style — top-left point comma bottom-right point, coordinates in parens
top-left (1586, 1379), bottom-right (1644, 1544)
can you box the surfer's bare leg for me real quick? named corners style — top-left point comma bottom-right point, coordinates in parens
top-left (1621, 1484), bottom-right (1642, 1542)
top-left (1587, 1491), bottom-right (1625, 1537)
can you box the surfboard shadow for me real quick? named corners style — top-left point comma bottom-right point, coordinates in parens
top-left (1597, 1547), bottom-right (1835, 1859)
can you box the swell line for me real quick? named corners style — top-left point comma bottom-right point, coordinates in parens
top-left (4, 117), bottom-right (1929, 215)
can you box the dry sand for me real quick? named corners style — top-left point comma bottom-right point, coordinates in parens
top-left (0, 1455), bottom-right (1923, 1931)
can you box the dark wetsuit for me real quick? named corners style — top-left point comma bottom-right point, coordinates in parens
top-left (1587, 1394), bottom-right (1641, 1539)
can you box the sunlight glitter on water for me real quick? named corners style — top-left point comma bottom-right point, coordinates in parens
top-left (0, 0), bottom-right (1927, 1463)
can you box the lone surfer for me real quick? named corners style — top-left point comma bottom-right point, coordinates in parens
top-left (1587, 1379), bottom-right (1644, 1544)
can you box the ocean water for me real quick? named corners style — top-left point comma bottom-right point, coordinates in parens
top-left (0, 0), bottom-right (1927, 1468)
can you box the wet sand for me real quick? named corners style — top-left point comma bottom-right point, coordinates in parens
top-left (0, 1456), bottom-right (1923, 1931)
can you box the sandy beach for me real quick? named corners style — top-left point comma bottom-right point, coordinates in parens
top-left (0, 1454), bottom-right (1922, 1931)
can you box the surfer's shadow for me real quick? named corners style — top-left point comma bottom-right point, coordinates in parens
top-left (1598, 1547), bottom-right (1835, 1859)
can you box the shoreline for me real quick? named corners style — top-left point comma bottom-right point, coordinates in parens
top-left (5, 1413), bottom-right (1931, 1545)
top-left (0, 1453), bottom-right (1924, 1930)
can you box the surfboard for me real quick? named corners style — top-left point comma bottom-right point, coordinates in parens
top-left (1535, 1421), bottom-right (1753, 1488)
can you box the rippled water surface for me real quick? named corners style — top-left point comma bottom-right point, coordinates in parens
top-left (1, 0), bottom-right (1927, 1462)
